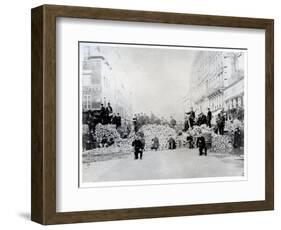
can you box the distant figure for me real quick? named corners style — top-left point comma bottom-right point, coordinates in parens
top-left (183, 115), bottom-right (190, 132)
top-left (176, 131), bottom-right (184, 148)
top-left (108, 136), bottom-right (115, 146)
top-left (132, 135), bottom-right (145, 160)
top-left (186, 132), bottom-right (194, 149)
top-left (116, 113), bottom-right (122, 128)
top-left (101, 134), bottom-right (108, 148)
top-left (196, 134), bottom-right (207, 156)
top-left (133, 114), bottom-right (138, 133)
top-left (186, 107), bottom-right (195, 129)
top-left (111, 113), bottom-right (117, 126)
top-left (83, 130), bottom-right (91, 151)
top-left (217, 112), bottom-right (225, 135)
top-left (197, 112), bottom-right (207, 126)
top-left (87, 113), bottom-right (95, 133)
top-left (89, 131), bottom-right (98, 149)
top-left (168, 136), bottom-right (176, 149)
top-left (106, 102), bottom-right (113, 124)
top-left (151, 136), bottom-right (159, 151)
top-left (201, 113), bottom-right (207, 126)
top-left (170, 116), bottom-right (177, 129)
top-left (140, 136), bottom-right (146, 154)
top-left (100, 104), bottom-right (106, 125)
top-left (233, 127), bottom-right (242, 148)
top-left (207, 108), bottom-right (212, 127)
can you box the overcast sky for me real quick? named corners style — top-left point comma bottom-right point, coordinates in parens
top-left (81, 43), bottom-right (198, 120)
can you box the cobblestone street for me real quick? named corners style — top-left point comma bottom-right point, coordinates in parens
top-left (83, 148), bottom-right (244, 183)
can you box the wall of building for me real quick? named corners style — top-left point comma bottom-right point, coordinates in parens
top-left (81, 45), bottom-right (132, 119)
top-left (189, 51), bottom-right (245, 116)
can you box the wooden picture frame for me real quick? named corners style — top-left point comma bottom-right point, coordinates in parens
top-left (31, 4), bottom-right (274, 225)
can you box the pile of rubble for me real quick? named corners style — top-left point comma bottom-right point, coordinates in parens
top-left (83, 124), bottom-right (132, 157)
top-left (139, 124), bottom-right (177, 150)
top-left (210, 133), bottom-right (233, 153)
top-left (95, 123), bottom-right (121, 142)
top-left (189, 124), bottom-right (212, 136)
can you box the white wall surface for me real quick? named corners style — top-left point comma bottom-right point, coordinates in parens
top-left (0, 0), bottom-right (279, 229)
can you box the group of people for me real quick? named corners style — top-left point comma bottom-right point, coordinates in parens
top-left (132, 113), bottom-right (149, 133)
top-left (184, 108), bottom-right (213, 131)
top-left (84, 102), bottom-right (122, 134)
top-left (83, 103), bottom-right (125, 151)
top-left (84, 104), bottom-right (242, 155)
top-left (131, 130), bottom-right (209, 160)
top-left (183, 107), bottom-right (228, 136)
top-left (83, 130), bottom-right (115, 150)
top-left (100, 103), bottom-right (122, 128)
top-left (132, 113), bottom-right (184, 135)
top-left (132, 113), bottom-right (166, 133)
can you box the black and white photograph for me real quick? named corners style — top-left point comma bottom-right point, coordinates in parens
top-left (79, 42), bottom-right (246, 185)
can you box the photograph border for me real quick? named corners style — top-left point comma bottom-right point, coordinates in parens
top-left (31, 4), bottom-right (274, 225)
top-left (78, 41), bottom-right (248, 188)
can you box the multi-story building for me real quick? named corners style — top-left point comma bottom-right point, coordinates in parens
top-left (81, 45), bottom-right (132, 120)
top-left (82, 55), bottom-right (113, 110)
top-left (223, 53), bottom-right (245, 111)
top-left (188, 50), bottom-right (244, 118)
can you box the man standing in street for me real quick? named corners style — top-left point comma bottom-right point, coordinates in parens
top-left (196, 133), bottom-right (207, 156)
top-left (116, 113), bottom-right (122, 128)
top-left (132, 134), bottom-right (145, 160)
top-left (100, 104), bottom-right (106, 125)
top-left (111, 113), bottom-right (117, 126)
top-left (217, 112), bottom-right (225, 135)
top-left (183, 115), bottom-right (189, 131)
top-left (106, 102), bottom-right (113, 124)
top-left (188, 107), bottom-right (195, 129)
top-left (133, 114), bottom-right (138, 133)
top-left (220, 112), bottom-right (226, 135)
top-left (207, 108), bottom-right (212, 128)
top-left (151, 136), bottom-right (159, 151)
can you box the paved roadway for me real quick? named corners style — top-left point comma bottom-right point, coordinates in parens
top-left (83, 148), bottom-right (244, 183)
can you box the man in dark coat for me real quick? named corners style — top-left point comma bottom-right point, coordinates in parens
top-left (87, 113), bottom-right (94, 133)
top-left (217, 112), bottom-right (225, 135)
top-left (196, 134), bottom-right (207, 156)
top-left (186, 132), bottom-right (194, 149)
top-left (201, 113), bottom-right (207, 126)
top-left (132, 135), bottom-right (145, 160)
top-left (105, 102), bottom-right (113, 124)
top-left (207, 108), bottom-right (212, 127)
top-left (100, 104), bottom-right (106, 125)
top-left (151, 136), bottom-right (159, 151)
top-left (197, 113), bottom-right (207, 126)
top-left (101, 134), bottom-right (108, 147)
top-left (111, 113), bottom-right (117, 126)
top-left (233, 127), bottom-right (242, 148)
top-left (168, 136), bottom-right (176, 149)
top-left (187, 108), bottom-right (195, 129)
top-left (116, 113), bottom-right (122, 128)
top-left (89, 131), bottom-right (98, 149)
top-left (83, 131), bottom-right (90, 151)
top-left (133, 114), bottom-right (138, 133)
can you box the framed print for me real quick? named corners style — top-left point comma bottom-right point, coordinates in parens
top-left (31, 4), bottom-right (274, 225)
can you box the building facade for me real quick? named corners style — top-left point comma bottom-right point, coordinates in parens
top-left (81, 45), bottom-right (132, 120)
top-left (188, 51), bottom-right (244, 118)
top-left (223, 53), bottom-right (245, 111)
